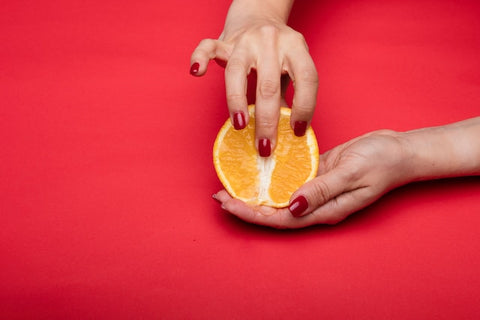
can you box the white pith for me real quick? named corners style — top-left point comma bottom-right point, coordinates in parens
top-left (256, 155), bottom-right (275, 203)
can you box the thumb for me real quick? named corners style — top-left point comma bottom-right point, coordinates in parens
top-left (190, 39), bottom-right (230, 76)
top-left (288, 169), bottom-right (349, 217)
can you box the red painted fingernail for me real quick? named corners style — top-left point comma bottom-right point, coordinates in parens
top-left (190, 62), bottom-right (200, 75)
top-left (258, 138), bottom-right (271, 157)
top-left (294, 121), bottom-right (307, 137)
top-left (233, 112), bottom-right (246, 130)
top-left (289, 195), bottom-right (308, 217)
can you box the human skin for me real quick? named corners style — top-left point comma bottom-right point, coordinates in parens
top-left (213, 117), bottom-right (480, 229)
top-left (190, 0), bottom-right (318, 157)
top-left (191, 1), bottom-right (480, 228)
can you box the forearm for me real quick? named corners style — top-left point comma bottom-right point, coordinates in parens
top-left (401, 117), bottom-right (480, 181)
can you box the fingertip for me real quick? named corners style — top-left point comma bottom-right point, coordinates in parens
top-left (257, 138), bottom-right (272, 158)
top-left (212, 193), bottom-right (221, 203)
top-left (290, 106), bottom-right (315, 137)
top-left (232, 111), bottom-right (247, 130)
top-left (221, 197), bottom-right (245, 215)
top-left (254, 107), bottom-right (279, 157)
top-left (287, 53), bottom-right (318, 133)
top-left (190, 62), bottom-right (200, 76)
top-left (214, 189), bottom-right (232, 203)
top-left (288, 194), bottom-right (309, 217)
top-left (191, 38), bottom-right (223, 77)
top-left (293, 120), bottom-right (308, 137)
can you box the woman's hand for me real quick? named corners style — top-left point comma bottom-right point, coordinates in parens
top-left (190, 0), bottom-right (318, 156)
top-left (214, 117), bottom-right (480, 229)
top-left (214, 130), bottom-right (411, 228)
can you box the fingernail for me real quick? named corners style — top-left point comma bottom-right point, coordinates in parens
top-left (294, 121), bottom-right (307, 137)
top-left (190, 62), bottom-right (200, 75)
top-left (289, 195), bottom-right (308, 217)
top-left (258, 138), bottom-right (271, 157)
top-left (233, 112), bottom-right (246, 130)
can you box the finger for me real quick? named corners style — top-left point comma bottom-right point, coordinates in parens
top-left (214, 190), bottom-right (279, 226)
top-left (225, 50), bottom-right (251, 130)
top-left (214, 190), bottom-right (321, 229)
top-left (218, 195), bottom-right (311, 229)
top-left (190, 39), bottom-right (231, 76)
top-left (214, 189), bottom-right (277, 217)
top-left (213, 189), bottom-right (232, 203)
top-left (285, 49), bottom-right (318, 136)
top-left (309, 186), bottom-right (380, 224)
top-left (255, 47), bottom-right (282, 157)
top-left (288, 169), bottom-right (354, 218)
top-left (224, 203), bottom-right (325, 229)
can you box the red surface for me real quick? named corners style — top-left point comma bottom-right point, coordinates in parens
top-left (1, 0), bottom-right (480, 319)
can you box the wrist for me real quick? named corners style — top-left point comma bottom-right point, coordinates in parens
top-left (398, 117), bottom-right (480, 182)
top-left (222, 0), bottom-right (294, 37)
top-left (228, 0), bottom-right (294, 23)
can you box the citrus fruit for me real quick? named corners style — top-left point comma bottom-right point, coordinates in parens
top-left (213, 105), bottom-right (319, 208)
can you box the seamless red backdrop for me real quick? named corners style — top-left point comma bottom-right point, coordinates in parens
top-left (1, 0), bottom-right (479, 319)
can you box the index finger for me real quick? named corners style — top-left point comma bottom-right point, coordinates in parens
top-left (225, 51), bottom-right (251, 130)
top-left (214, 190), bottom-right (320, 229)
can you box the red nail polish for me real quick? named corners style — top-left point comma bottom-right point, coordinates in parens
top-left (190, 62), bottom-right (200, 75)
top-left (233, 112), bottom-right (246, 130)
top-left (294, 121), bottom-right (307, 137)
top-left (289, 195), bottom-right (308, 217)
top-left (258, 138), bottom-right (271, 157)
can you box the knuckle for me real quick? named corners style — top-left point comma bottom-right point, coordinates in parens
top-left (312, 179), bottom-right (331, 205)
top-left (198, 38), bottom-right (213, 47)
top-left (257, 24), bottom-right (280, 38)
top-left (285, 30), bottom-right (308, 48)
top-left (226, 93), bottom-right (245, 107)
top-left (337, 156), bottom-right (364, 182)
top-left (196, 38), bottom-right (215, 53)
top-left (255, 117), bottom-right (277, 132)
top-left (291, 30), bottom-right (307, 43)
top-left (292, 103), bottom-right (314, 116)
top-left (225, 58), bottom-right (245, 74)
top-left (297, 67), bottom-right (319, 86)
top-left (345, 165), bottom-right (362, 182)
top-left (258, 79), bottom-right (280, 99)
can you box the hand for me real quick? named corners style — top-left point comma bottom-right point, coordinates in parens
top-left (214, 130), bottom-right (413, 228)
top-left (215, 117), bottom-right (480, 228)
top-left (190, 0), bottom-right (318, 156)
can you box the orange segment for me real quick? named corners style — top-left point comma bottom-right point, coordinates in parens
top-left (213, 105), bottom-right (319, 208)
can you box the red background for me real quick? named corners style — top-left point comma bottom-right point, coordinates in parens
top-left (1, 0), bottom-right (480, 319)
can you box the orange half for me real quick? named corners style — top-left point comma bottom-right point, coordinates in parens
top-left (213, 105), bottom-right (319, 208)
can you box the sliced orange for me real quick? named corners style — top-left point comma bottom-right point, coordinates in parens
top-left (213, 105), bottom-right (319, 208)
